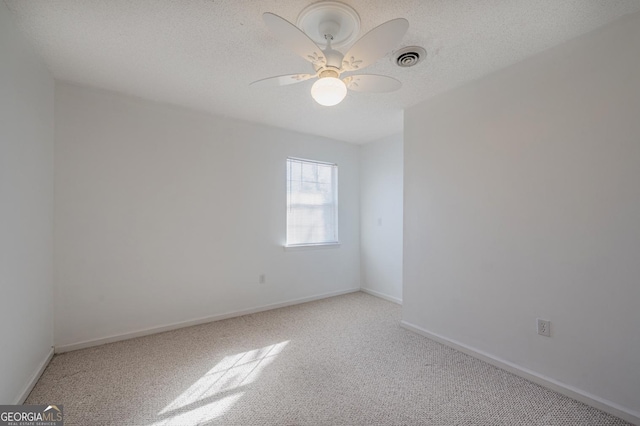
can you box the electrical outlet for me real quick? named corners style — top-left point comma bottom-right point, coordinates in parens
top-left (259, 274), bottom-right (266, 284)
top-left (537, 318), bottom-right (551, 337)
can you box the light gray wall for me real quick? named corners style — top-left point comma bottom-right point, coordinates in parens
top-left (54, 83), bottom-right (361, 348)
top-left (360, 134), bottom-right (403, 303)
top-left (0, 2), bottom-right (54, 404)
top-left (403, 11), bottom-right (640, 420)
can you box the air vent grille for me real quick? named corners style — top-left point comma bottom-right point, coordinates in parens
top-left (394, 46), bottom-right (426, 67)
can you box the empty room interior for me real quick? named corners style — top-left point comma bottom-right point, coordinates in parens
top-left (1, 1), bottom-right (639, 425)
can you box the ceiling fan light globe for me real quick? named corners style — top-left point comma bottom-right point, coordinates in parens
top-left (311, 77), bottom-right (347, 106)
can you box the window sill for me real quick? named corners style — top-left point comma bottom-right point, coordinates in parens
top-left (284, 242), bottom-right (341, 251)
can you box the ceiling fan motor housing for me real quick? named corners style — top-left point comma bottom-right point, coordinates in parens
top-left (315, 48), bottom-right (345, 72)
top-left (318, 68), bottom-right (340, 79)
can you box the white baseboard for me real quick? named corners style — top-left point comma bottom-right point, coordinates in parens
top-left (55, 288), bottom-right (360, 353)
top-left (360, 287), bottom-right (402, 305)
top-left (400, 321), bottom-right (640, 425)
top-left (14, 347), bottom-right (54, 404)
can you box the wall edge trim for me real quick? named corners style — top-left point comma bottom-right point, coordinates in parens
top-left (55, 288), bottom-right (360, 353)
top-left (400, 320), bottom-right (640, 425)
top-left (14, 347), bottom-right (54, 404)
top-left (360, 287), bottom-right (402, 305)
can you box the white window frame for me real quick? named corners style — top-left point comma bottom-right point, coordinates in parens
top-left (285, 157), bottom-right (339, 249)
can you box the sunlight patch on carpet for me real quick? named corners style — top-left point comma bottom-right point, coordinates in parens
top-left (150, 341), bottom-right (289, 425)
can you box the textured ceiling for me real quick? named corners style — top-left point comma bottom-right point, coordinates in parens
top-left (5, 0), bottom-right (640, 143)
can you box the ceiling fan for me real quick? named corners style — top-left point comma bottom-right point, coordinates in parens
top-left (251, 1), bottom-right (409, 107)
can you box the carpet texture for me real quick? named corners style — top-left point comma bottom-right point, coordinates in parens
top-left (26, 292), bottom-right (630, 425)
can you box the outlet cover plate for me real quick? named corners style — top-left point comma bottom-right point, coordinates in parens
top-left (537, 318), bottom-right (551, 337)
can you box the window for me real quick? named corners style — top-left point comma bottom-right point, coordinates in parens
top-left (286, 157), bottom-right (338, 246)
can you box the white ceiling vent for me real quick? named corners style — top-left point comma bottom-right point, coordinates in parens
top-left (394, 46), bottom-right (426, 67)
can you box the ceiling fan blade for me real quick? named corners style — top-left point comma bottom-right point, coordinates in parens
top-left (263, 13), bottom-right (327, 67)
top-left (343, 74), bottom-right (401, 92)
top-left (250, 73), bottom-right (316, 87)
top-left (342, 18), bottom-right (409, 71)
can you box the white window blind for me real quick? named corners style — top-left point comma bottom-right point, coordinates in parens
top-left (286, 157), bottom-right (338, 246)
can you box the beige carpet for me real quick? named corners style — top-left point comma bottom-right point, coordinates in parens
top-left (26, 292), bottom-right (630, 425)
